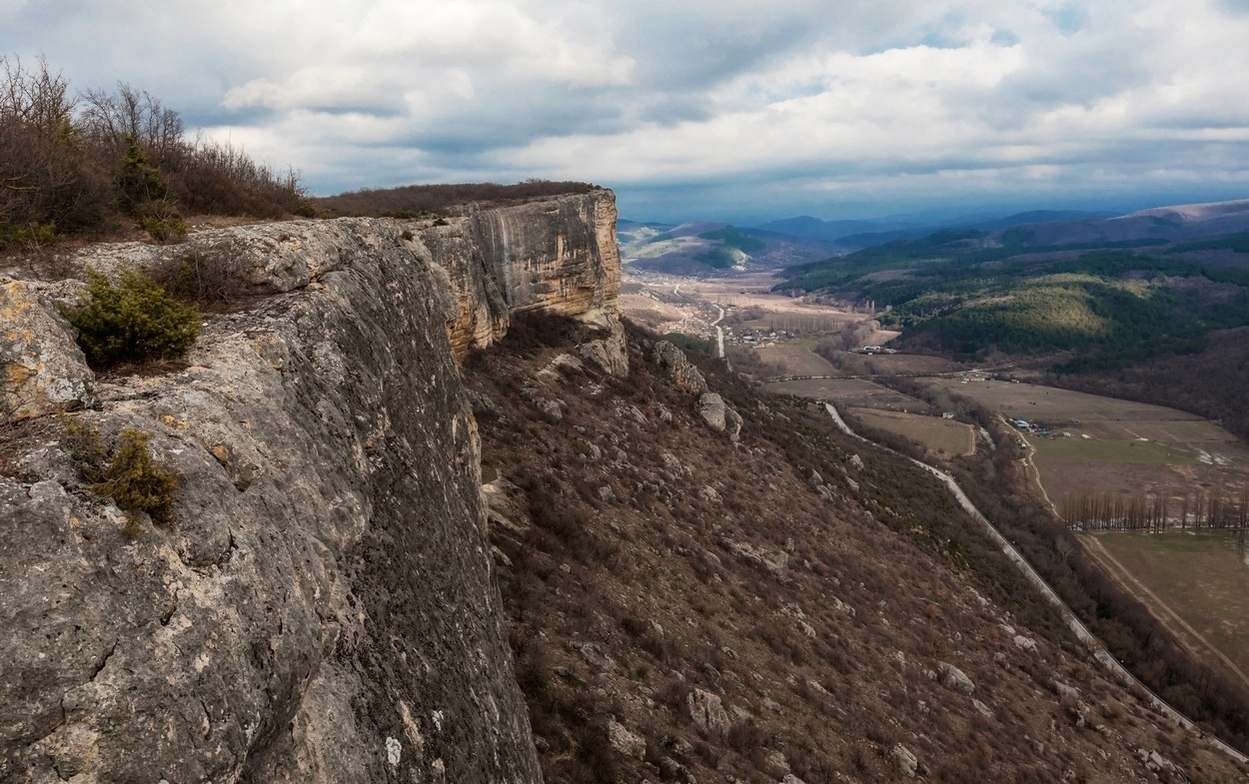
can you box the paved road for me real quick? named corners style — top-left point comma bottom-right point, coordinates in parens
top-left (823, 402), bottom-right (1249, 766)
top-left (711, 304), bottom-right (725, 359)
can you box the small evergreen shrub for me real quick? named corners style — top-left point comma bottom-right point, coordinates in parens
top-left (59, 419), bottom-right (180, 536)
top-left (99, 428), bottom-right (179, 533)
top-left (0, 221), bottom-right (61, 249)
top-left (61, 268), bottom-right (200, 368)
top-left (136, 199), bottom-right (187, 243)
top-left (116, 137), bottom-right (168, 212)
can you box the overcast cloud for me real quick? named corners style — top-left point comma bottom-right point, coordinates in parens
top-left (4, 0), bottom-right (1249, 222)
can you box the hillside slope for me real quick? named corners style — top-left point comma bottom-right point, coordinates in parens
top-left (464, 314), bottom-right (1248, 783)
top-left (0, 190), bottom-right (1245, 782)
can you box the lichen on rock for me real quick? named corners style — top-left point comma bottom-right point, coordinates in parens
top-left (1, 278), bottom-right (96, 419)
top-left (0, 194), bottom-right (628, 782)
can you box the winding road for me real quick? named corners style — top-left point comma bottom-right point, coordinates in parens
top-left (823, 402), bottom-right (1249, 766)
top-left (711, 304), bottom-right (725, 359)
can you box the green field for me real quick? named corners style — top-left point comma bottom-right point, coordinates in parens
top-left (1087, 531), bottom-right (1249, 690)
top-left (1030, 437), bottom-right (1195, 465)
top-left (850, 407), bottom-right (975, 456)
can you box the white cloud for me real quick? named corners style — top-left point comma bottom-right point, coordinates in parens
top-left (2, 0), bottom-right (1248, 219)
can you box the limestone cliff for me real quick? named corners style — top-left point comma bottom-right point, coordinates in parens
top-left (418, 190), bottom-right (621, 358)
top-left (0, 191), bottom-right (621, 783)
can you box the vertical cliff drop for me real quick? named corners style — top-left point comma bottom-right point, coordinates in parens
top-left (0, 191), bottom-right (622, 782)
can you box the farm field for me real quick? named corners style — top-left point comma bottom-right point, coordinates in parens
top-left (762, 377), bottom-right (924, 409)
top-left (921, 377), bottom-right (1249, 507)
top-left (846, 407), bottom-right (976, 456)
top-left (847, 353), bottom-right (965, 376)
top-left (752, 345), bottom-right (838, 377)
top-left (1031, 437), bottom-right (1194, 465)
top-left (1081, 531), bottom-right (1249, 695)
top-left (922, 376), bottom-right (1209, 424)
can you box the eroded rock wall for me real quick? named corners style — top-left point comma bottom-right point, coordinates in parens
top-left (0, 194), bottom-right (621, 782)
top-left (421, 190), bottom-right (621, 357)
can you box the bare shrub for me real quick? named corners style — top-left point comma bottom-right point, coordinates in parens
top-left (174, 135), bottom-right (305, 218)
top-left (3, 56), bottom-right (305, 247)
top-left (148, 248), bottom-right (253, 308)
top-left (0, 55), bottom-right (110, 238)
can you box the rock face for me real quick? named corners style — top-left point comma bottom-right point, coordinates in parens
top-left (0, 193), bottom-right (619, 783)
top-left (0, 279), bottom-right (95, 419)
top-left (421, 190), bottom-right (621, 357)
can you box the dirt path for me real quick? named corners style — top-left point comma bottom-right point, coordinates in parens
top-left (1080, 534), bottom-right (1249, 696)
top-left (1016, 429), bottom-right (1060, 516)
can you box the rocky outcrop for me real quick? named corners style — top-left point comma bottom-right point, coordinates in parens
top-left (893, 743), bottom-right (919, 777)
top-left (420, 190), bottom-right (621, 358)
top-left (936, 662), bottom-right (976, 696)
top-left (1, 279), bottom-right (95, 419)
top-left (652, 340), bottom-right (708, 394)
top-left (0, 193), bottom-right (619, 783)
top-left (606, 718), bottom-right (646, 759)
top-left (687, 688), bottom-right (731, 738)
top-left (698, 392), bottom-right (743, 440)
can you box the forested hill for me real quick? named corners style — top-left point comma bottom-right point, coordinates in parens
top-left (776, 224), bottom-right (1249, 371)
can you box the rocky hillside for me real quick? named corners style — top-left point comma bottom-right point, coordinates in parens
top-left (463, 313), bottom-right (1249, 783)
top-left (1, 189), bottom-right (1246, 783)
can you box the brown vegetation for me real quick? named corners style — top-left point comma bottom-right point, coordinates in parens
top-left (311, 180), bottom-right (599, 218)
top-left (463, 312), bottom-right (1247, 782)
top-left (0, 54), bottom-right (306, 250)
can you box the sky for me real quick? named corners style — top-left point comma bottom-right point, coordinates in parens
top-left (4, 0), bottom-right (1249, 224)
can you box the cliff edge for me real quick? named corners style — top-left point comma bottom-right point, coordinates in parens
top-left (0, 190), bottom-right (620, 782)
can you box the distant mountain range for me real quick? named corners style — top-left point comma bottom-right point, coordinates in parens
top-left (619, 199), bottom-right (1249, 274)
top-left (755, 209), bottom-right (1120, 249)
top-left (995, 199), bottom-right (1249, 247)
top-left (616, 219), bottom-right (844, 274)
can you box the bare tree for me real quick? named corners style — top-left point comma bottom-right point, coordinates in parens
top-left (79, 83), bottom-right (185, 167)
top-left (0, 54), bottom-right (74, 131)
top-left (0, 55), bottom-right (106, 234)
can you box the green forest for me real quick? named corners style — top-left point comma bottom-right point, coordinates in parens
top-left (777, 235), bottom-right (1249, 369)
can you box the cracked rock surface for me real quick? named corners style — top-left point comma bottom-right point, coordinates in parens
top-left (0, 212), bottom-right (586, 782)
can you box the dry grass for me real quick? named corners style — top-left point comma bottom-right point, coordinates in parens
top-left (1090, 532), bottom-right (1249, 689)
top-left (848, 406), bottom-right (976, 456)
top-left (461, 312), bottom-right (1249, 783)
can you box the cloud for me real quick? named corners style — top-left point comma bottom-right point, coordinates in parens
top-left (3, 0), bottom-right (1248, 220)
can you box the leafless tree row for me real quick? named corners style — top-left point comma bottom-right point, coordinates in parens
top-left (1063, 489), bottom-right (1249, 531)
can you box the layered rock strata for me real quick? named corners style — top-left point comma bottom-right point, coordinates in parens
top-left (0, 190), bottom-right (620, 782)
top-left (422, 190), bottom-right (621, 358)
